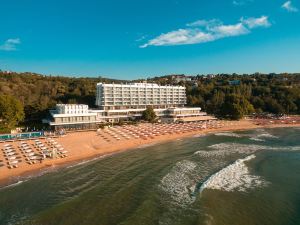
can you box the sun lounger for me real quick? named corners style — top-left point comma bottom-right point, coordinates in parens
top-left (5, 152), bottom-right (17, 156)
top-left (3, 149), bottom-right (14, 153)
top-left (7, 156), bottom-right (18, 160)
top-left (7, 163), bottom-right (19, 168)
top-left (8, 160), bottom-right (20, 165)
top-left (24, 149), bottom-right (33, 153)
top-left (27, 152), bottom-right (35, 156)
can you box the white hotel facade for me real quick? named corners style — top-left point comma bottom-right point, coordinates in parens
top-left (96, 83), bottom-right (186, 110)
top-left (48, 83), bottom-right (213, 130)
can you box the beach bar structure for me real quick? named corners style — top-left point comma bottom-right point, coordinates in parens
top-left (160, 108), bottom-right (215, 123)
top-left (48, 104), bottom-right (98, 130)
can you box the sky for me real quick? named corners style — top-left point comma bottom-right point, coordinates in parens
top-left (0, 0), bottom-right (300, 79)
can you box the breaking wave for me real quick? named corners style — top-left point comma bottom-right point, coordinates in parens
top-left (214, 132), bottom-right (242, 138)
top-left (66, 154), bottom-right (113, 169)
top-left (249, 137), bottom-right (265, 142)
top-left (207, 142), bottom-right (300, 153)
top-left (194, 150), bottom-right (233, 158)
top-left (256, 133), bottom-right (278, 139)
top-left (137, 143), bottom-right (159, 149)
top-left (208, 143), bottom-right (267, 153)
top-left (199, 155), bottom-right (269, 193)
top-left (194, 142), bottom-right (272, 158)
top-left (289, 146), bottom-right (300, 151)
top-left (160, 160), bottom-right (198, 206)
top-left (194, 143), bottom-right (267, 157)
top-left (0, 180), bottom-right (26, 190)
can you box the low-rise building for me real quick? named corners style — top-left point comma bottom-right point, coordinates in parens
top-left (48, 105), bottom-right (213, 130)
top-left (171, 75), bottom-right (193, 83)
top-left (228, 80), bottom-right (241, 86)
top-left (48, 104), bottom-right (98, 130)
top-left (160, 108), bottom-right (215, 123)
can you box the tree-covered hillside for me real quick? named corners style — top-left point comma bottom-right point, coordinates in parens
top-left (0, 72), bottom-right (125, 122)
top-left (145, 73), bottom-right (300, 119)
top-left (1, 72), bottom-right (300, 128)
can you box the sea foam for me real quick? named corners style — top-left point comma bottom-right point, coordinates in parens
top-left (214, 132), bottom-right (242, 138)
top-left (208, 143), bottom-right (267, 154)
top-left (160, 160), bottom-right (198, 205)
top-left (199, 155), bottom-right (268, 193)
top-left (208, 142), bottom-right (300, 153)
top-left (249, 137), bottom-right (265, 142)
top-left (194, 150), bottom-right (233, 158)
top-left (194, 142), bottom-right (269, 158)
top-left (0, 180), bottom-right (26, 190)
top-left (257, 133), bottom-right (278, 139)
top-left (66, 153), bottom-right (114, 169)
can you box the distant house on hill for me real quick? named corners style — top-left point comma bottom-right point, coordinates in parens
top-left (202, 74), bottom-right (216, 79)
top-left (171, 75), bottom-right (193, 83)
top-left (1, 70), bottom-right (12, 74)
top-left (228, 80), bottom-right (241, 86)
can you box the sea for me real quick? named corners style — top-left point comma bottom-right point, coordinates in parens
top-left (0, 127), bottom-right (300, 225)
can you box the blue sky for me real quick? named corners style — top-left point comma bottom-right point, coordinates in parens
top-left (0, 0), bottom-right (300, 79)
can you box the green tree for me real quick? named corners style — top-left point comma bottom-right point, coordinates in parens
top-left (206, 91), bottom-right (225, 115)
top-left (251, 96), bottom-right (265, 113)
top-left (264, 98), bottom-right (284, 114)
top-left (219, 94), bottom-right (254, 120)
top-left (0, 95), bottom-right (25, 132)
top-left (141, 106), bottom-right (157, 122)
top-left (187, 95), bottom-right (205, 108)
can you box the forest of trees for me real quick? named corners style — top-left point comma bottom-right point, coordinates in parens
top-left (0, 71), bottom-right (300, 131)
top-left (0, 72), bottom-right (124, 124)
top-left (147, 73), bottom-right (300, 119)
top-left (0, 95), bottom-right (24, 133)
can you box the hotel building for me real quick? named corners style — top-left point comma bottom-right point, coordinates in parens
top-left (47, 83), bottom-right (214, 130)
top-left (96, 83), bottom-right (186, 110)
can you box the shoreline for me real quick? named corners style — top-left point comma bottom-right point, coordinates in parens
top-left (0, 120), bottom-right (299, 188)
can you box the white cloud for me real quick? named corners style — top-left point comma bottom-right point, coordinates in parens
top-left (241, 16), bottom-right (271, 29)
top-left (140, 16), bottom-right (271, 48)
top-left (0, 38), bottom-right (21, 51)
top-left (209, 23), bottom-right (249, 36)
top-left (186, 19), bottom-right (221, 27)
top-left (140, 29), bottom-right (215, 48)
top-left (135, 35), bottom-right (147, 42)
top-left (282, 1), bottom-right (298, 12)
top-left (233, 0), bottom-right (253, 6)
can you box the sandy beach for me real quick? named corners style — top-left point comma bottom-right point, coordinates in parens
top-left (1, 119), bottom-right (300, 187)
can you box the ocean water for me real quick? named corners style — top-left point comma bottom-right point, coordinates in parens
top-left (0, 127), bottom-right (300, 225)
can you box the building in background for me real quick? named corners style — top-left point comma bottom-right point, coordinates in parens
top-left (171, 75), bottom-right (193, 83)
top-left (228, 80), bottom-right (241, 86)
